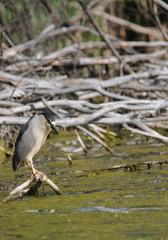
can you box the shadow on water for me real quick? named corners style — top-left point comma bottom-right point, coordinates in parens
top-left (1, 132), bottom-right (168, 240)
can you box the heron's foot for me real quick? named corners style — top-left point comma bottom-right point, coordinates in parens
top-left (32, 168), bottom-right (43, 179)
top-left (31, 169), bottom-right (62, 195)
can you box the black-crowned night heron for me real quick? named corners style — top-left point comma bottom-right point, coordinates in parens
top-left (12, 110), bottom-right (58, 175)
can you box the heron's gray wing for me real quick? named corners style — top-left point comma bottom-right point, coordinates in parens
top-left (12, 116), bottom-right (36, 171)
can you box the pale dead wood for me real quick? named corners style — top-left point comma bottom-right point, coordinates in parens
top-left (52, 49), bottom-right (167, 67)
top-left (78, 0), bottom-right (133, 74)
top-left (77, 125), bottom-right (113, 153)
top-left (3, 171), bottom-right (63, 203)
top-left (78, 159), bottom-right (168, 176)
top-left (1, 69), bottom-right (168, 101)
top-left (3, 39), bottom-right (168, 66)
top-left (153, 0), bottom-right (168, 11)
top-left (75, 129), bottom-right (87, 154)
top-left (2, 26), bottom-right (116, 60)
top-left (94, 10), bottom-right (162, 39)
top-left (153, 2), bottom-right (168, 41)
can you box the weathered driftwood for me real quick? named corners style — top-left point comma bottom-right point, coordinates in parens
top-left (4, 49), bottom-right (165, 73)
top-left (1, 97), bottom-right (168, 138)
top-left (77, 159), bottom-right (168, 177)
top-left (51, 49), bottom-right (166, 67)
top-left (153, 0), bottom-right (168, 13)
top-left (94, 10), bottom-right (162, 39)
top-left (3, 38), bottom-right (168, 68)
top-left (3, 171), bottom-right (63, 203)
top-left (2, 26), bottom-right (116, 61)
top-left (1, 69), bottom-right (168, 99)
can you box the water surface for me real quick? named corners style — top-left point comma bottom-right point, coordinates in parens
top-left (1, 132), bottom-right (168, 240)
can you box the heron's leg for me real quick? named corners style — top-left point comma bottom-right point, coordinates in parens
top-left (27, 159), bottom-right (38, 175)
top-left (27, 159), bottom-right (44, 177)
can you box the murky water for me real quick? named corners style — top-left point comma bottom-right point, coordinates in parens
top-left (1, 131), bottom-right (168, 240)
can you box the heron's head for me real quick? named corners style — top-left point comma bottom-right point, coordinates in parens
top-left (42, 109), bottom-right (59, 134)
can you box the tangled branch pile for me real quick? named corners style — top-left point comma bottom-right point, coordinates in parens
top-left (0, 0), bottom-right (168, 147)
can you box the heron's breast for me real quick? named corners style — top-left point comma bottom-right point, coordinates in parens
top-left (26, 116), bottom-right (51, 160)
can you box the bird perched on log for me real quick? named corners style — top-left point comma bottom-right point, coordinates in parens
top-left (12, 109), bottom-right (59, 175)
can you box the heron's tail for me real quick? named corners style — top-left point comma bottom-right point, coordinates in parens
top-left (12, 151), bottom-right (21, 171)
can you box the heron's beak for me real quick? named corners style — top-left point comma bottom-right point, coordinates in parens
top-left (51, 122), bottom-right (59, 134)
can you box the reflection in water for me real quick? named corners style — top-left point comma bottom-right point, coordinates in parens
top-left (25, 206), bottom-right (168, 214)
top-left (78, 206), bottom-right (168, 213)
